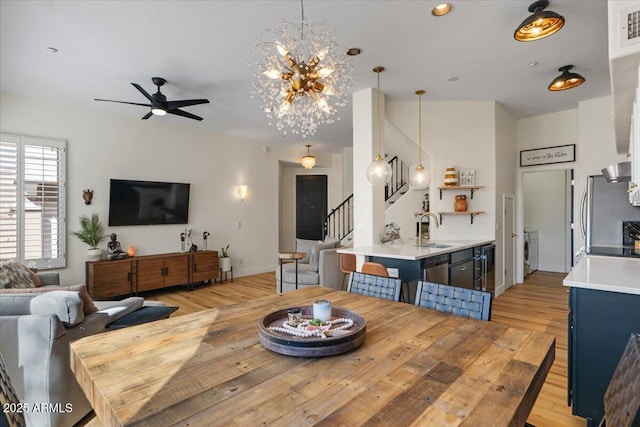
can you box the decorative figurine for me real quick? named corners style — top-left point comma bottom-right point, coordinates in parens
top-left (203, 231), bottom-right (210, 251)
top-left (180, 232), bottom-right (186, 253)
top-left (107, 233), bottom-right (128, 260)
top-left (83, 189), bottom-right (93, 205)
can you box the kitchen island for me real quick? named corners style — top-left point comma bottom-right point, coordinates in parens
top-left (338, 240), bottom-right (495, 301)
top-left (563, 255), bottom-right (640, 427)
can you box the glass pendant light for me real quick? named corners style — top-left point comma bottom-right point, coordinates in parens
top-left (409, 90), bottom-right (430, 190)
top-left (366, 66), bottom-right (392, 185)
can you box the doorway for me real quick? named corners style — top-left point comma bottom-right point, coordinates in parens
top-left (503, 194), bottom-right (515, 293)
top-left (296, 175), bottom-right (327, 240)
top-left (522, 169), bottom-right (573, 274)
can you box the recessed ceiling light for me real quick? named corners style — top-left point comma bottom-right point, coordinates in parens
top-left (346, 47), bottom-right (362, 56)
top-left (47, 47), bottom-right (59, 53)
top-left (448, 76), bottom-right (459, 82)
top-left (432, 3), bottom-right (453, 16)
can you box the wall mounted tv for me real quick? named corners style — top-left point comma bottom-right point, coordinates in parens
top-left (108, 179), bottom-right (190, 226)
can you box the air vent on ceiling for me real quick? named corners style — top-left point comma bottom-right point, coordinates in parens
top-left (621, 4), bottom-right (640, 47)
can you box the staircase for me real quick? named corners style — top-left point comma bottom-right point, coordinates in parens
top-left (323, 155), bottom-right (409, 243)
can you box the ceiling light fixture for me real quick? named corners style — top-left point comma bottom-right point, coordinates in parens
top-left (548, 65), bottom-right (585, 91)
top-left (251, 0), bottom-right (352, 138)
top-left (432, 3), bottom-right (452, 16)
top-left (514, 0), bottom-right (564, 42)
top-left (366, 66), bottom-right (392, 186)
top-left (409, 90), bottom-right (430, 190)
top-left (346, 47), bottom-right (362, 56)
top-left (301, 144), bottom-right (316, 169)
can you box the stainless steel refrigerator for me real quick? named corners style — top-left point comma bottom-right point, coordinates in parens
top-left (584, 174), bottom-right (640, 254)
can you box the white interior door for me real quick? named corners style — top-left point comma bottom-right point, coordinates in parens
top-left (503, 194), bottom-right (515, 290)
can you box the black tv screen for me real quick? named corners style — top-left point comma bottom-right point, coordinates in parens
top-left (108, 179), bottom-right (190, 226)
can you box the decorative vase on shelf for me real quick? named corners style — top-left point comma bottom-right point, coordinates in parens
top-left (444, 166), bottom-right (458, 186)
top-left (454, 195), bottom-right (468, 212)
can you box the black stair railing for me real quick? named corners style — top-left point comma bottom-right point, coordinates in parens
top-left (385, 156), bottom-right (408, 201)
top-left (322, 194), bottom-right (353, 241)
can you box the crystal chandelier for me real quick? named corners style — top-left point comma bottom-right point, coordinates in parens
top-left (251, 1), bottom-right (352, 138)
top-left (300, 145), bottom-right (316, 169)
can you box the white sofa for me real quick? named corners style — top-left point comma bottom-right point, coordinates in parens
top-left (276, 238), bottom-right (343, 293)
top-left (0, 272), bottom-right (154, 427)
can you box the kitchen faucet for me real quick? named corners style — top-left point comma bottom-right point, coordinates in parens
top-left (418, 212), bottom-right (439, 245)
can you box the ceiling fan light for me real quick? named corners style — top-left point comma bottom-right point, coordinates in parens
top-left (514, 0), bottom-right (564, 42)
top-left (548, 65), bottom-right (585, 91)
top-left (151, 108), bottom-right (167, 116)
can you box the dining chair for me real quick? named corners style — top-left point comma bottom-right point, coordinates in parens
top-left (347, 271), bottom-right (402, 302)
top-left (361, 262), bottom-right (409, 303)
top-left (603, 333), bottom-right (640, 427)
top-left (0, 352), bottom-right (26, 427)
top-left (415, 281), bottom-right (492, 321)
top-left (339, 253), bottom-right (357, 290)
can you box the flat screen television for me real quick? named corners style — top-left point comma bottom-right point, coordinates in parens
top-left (108, 179), bottom-right (190, 226)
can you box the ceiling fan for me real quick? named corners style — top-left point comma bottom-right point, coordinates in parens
top-left (95, 77), bottom-right (210, 121)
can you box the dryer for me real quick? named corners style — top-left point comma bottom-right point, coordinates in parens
top-left (524, 229), bottom-right (539, 275)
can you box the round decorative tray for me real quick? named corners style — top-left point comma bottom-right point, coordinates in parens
top-left (258, 306), bottom-right (366, 357)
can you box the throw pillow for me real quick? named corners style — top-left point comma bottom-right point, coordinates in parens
top-left (27, 269), bottom-right (43, 287)
top-left (0, 284), bottom-right (98, 315)
top-left (0, 261), bottom-right (36, 289)
top-left (295, 239), bottom-right (317, 264)
top-left (310, 239), bottom-right (339, 272)
top-left (0, 353), bottom-right (25, 427)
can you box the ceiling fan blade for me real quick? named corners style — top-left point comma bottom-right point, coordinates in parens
top-left (131, 83), bottom-right (158, 105)
top-left (94, 99), bottom-right (151, 107)
top-left (165, 99), bottom-right (210, 109)
top-left (141, 111), bottom-right (153, 120)
top-left (167, 108), bottom-right (203, 121)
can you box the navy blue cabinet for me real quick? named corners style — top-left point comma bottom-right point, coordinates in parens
top-left (568, 287), bottom-right (640, 426)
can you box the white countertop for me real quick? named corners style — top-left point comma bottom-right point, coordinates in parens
top-left (337, 240), bottom-right (494, 261)
top-left (563, 255), bottom-right (640, 295)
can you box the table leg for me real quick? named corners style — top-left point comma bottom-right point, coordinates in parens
top-left (295, 260), bottom-right (299, 290)
top-left (279, 259), bottom-right (283, 293)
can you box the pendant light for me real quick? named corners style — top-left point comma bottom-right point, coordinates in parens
top-left (409, 90), bottom-right (430, 190)
top-left (366, 66), bottom-right (392, 185)
top-left (548, 65), bottom-right (585, 91)
top-left (514, 0), bottom-right (564, 42)
top-left (300, 144), bottom-right (316, 169)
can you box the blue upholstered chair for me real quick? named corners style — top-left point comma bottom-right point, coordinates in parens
top-left (347, 271), bottom-right (402, 302)
top-left (415, 281), bottom-right (492, 321)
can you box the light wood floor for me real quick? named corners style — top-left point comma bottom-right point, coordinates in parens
top-left (141, 270), bottom-right (585, 427)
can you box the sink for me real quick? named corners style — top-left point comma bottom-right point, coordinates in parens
top-left (414, 242), bottom-right (452, 248)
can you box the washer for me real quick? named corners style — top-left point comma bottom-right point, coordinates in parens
top-left (524, 229), bottom-right (539, 275)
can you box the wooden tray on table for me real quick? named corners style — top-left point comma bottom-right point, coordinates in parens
top-left (258, 306), bottom-right (366, 357)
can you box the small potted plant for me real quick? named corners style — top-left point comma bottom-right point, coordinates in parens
top-left (72, 213), bottom-right (107, 261)
top-left (220, 244), bottom-right (232, 272)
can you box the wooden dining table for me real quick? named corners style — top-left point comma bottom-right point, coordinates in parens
top-left (70, 287), bottom-right (555, 427)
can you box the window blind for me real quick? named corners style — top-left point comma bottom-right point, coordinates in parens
top-left (0, 133), bottom-right (66, 269)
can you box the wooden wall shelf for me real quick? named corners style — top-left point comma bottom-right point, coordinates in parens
top-left (437, 185), bottom-right (484, 200)
top-left (437, 211), bottom-right (485, 224)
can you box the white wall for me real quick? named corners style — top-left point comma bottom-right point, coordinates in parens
top-left (1, 91), bottom-right (293, 285)
top-left (494, 103), bottom-right (517, 294)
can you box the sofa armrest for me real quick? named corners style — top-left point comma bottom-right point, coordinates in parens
top-left (36, 272), bottom-right (60, 287)
top-left (319, 248), bottom-right (343, 290)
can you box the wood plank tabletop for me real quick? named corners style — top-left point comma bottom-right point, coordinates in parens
top-left (70, 287), bottom-right (555, 427)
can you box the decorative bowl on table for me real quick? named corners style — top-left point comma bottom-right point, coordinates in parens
top-left (258, 306), bottom-right (366, 357)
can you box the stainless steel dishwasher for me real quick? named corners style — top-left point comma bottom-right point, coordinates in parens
top-left (423, 254), bottom-right (449, 284)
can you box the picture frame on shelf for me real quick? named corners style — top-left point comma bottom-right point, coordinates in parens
top-left (459, 169), bottom-right (475, 186)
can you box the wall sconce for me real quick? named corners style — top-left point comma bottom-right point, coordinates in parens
top-left (237, 185), bottom-right (248, 201)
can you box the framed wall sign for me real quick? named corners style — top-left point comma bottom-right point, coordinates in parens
top-left (520, 144), bottom-right (575, 167)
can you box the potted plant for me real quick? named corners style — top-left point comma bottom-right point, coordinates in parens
top-left (72, 213), bottom-right (107, 261)
top-left (220, 244), bottom-right (232, 272)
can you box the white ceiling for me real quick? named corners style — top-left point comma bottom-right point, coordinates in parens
top-left (0, 0), bottom-right (611, 153)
